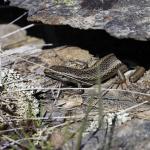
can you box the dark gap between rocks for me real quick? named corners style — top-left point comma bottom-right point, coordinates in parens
top-left (28, 25), bottom-right (150, 69)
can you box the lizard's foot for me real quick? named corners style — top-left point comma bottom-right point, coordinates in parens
top-left (114, 66), bottom-right (145, 89)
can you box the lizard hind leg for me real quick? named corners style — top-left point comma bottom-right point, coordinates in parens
top-left (114, 66), bottom-right (145, 89)
top-left (115, 66), bottom-right (145, 85)
top-left (101, 65), bottom-right (128, 96)
top-left (114, 68), bottom-right (128, 90)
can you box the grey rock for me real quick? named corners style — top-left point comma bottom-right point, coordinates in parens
top-left (7, 0), bottom-right (150, 41)
top-left (63, 119), bottom-right (150, 150)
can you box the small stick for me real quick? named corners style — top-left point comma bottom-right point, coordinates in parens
top-left (129, 66), bottom-right (145, 83)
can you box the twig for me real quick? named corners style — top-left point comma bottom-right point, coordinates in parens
top-left (9, 12), bottom-right (27, 24)
top-left (10, 87), bottom-right (150, 97)
top-left (117, 100), bottom-right (148, 115)
top-left (0, 127), bottom-right (23, 134)
top-left (1, 135), bottom-right (28, 150)
top-left (1, 136), bottom-right (45, 149)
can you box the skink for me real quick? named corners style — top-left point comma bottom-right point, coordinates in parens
top-left (44, 53), bottom-right (129, 86)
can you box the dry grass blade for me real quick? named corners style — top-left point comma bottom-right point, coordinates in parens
top-left (9, 12), bottom-right (27, 24)
top-left (0, 127), bottom-right (23, 134)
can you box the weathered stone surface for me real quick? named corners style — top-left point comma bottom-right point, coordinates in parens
top-left (0, 24), bottom-right (27, 49)
top-left (7, 0), bottom-right (150, 41)
top-left (63, 119), bottom-right (150, 150)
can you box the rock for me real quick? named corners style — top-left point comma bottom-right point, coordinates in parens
top-left (63, 119), bottom-right (150, 150)
top-left (7, 0), bottom-right (150, 41)
top-left (0, 24), bottom-right (27, 49)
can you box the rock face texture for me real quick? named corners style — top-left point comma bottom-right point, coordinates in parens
top-left (63, 119), bottom-right (150, 150)
top-left (6, 0), bottom-right (150, 41)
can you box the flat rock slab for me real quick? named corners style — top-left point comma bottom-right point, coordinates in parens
top-left (7, 0), bottom-right (150, 41)
top-left (0, 24), bottom-right (27, 49)
top-left (63, 119), bottom-right (150, 150)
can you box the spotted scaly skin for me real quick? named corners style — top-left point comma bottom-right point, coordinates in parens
top-left (44, 53), bottom-right (128, 86)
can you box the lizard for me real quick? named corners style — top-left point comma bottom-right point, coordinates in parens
top-left (44, 53), bottom-right (148, 110)
top-left (44, 53), bottom-right (144, 87)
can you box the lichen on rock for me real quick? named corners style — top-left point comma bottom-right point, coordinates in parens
top-left (0, 68), bottom-right (39, 123)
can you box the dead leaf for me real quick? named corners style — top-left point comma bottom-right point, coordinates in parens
top-left (50, 130), bottom-right (64, 149)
